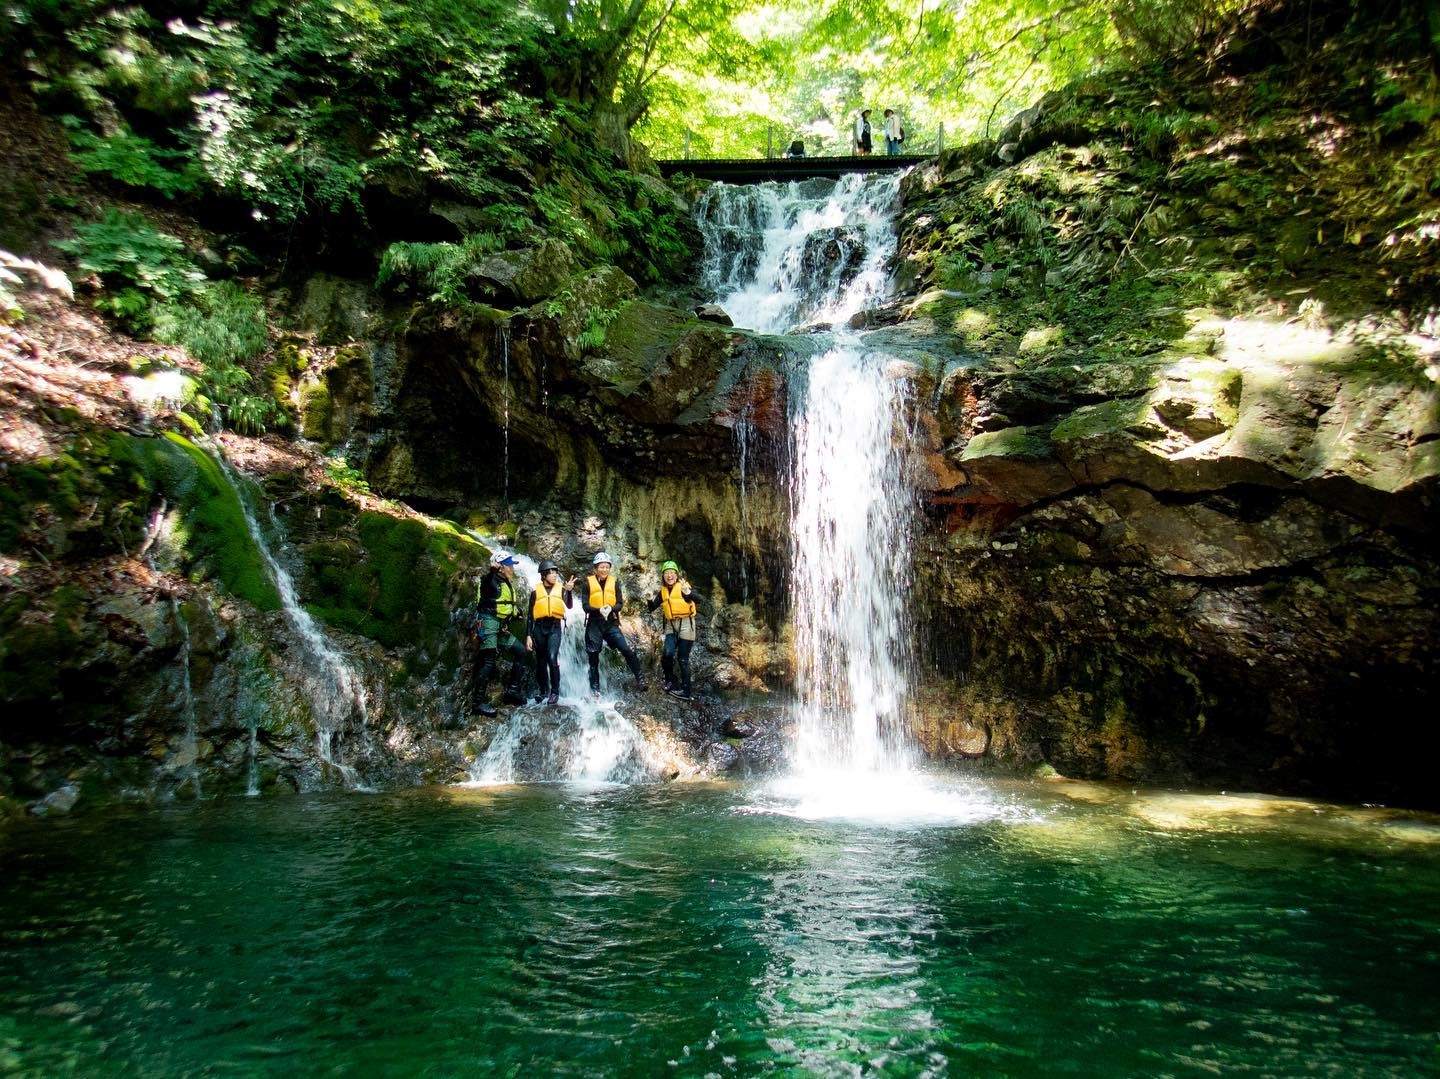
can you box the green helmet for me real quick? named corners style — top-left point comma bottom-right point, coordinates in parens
top-left (660, 560), bottom-right (680, 573)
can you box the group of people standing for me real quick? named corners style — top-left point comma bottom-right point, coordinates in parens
top-left (466, 551), bottom-right (698, 717)
top-left (853, 108), bottom-right (905, 156)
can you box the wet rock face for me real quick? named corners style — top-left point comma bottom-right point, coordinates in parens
top-left (893, 319), bottom-right (1440, 804)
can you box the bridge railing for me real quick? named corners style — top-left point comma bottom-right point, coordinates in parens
top-left (676, 122), bottom-right (946, 162)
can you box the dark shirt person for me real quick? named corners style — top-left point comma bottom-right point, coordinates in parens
top-left (579, 552), bottom-right (646, 695)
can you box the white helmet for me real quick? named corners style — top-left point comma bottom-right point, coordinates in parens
top-left (490, 551), bottom-right (518, 568)
top-left (592, 551), bottom-right (613, 566)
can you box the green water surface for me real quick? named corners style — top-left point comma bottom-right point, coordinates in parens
top-left (1, 777), bottom-right (1438, 1076)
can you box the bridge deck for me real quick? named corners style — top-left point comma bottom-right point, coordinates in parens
top-left (655, 155), bottom-right (930, 183)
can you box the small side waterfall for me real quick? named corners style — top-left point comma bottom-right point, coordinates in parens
top-left (211, 451), bottom-right (370, 788)
top-left (698, 173), bottom-right (929, 790)
top-left (141, 501), bottom-right (202, 798)
top-left (467, 547), bottom-right (654, 785)
top-left (498, 325), bottom-right (512, 519)
top-left (168, 592), bottom-right (204, 797)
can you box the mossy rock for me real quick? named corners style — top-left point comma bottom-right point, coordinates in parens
top-left (302, 510), bottom-right (487, 647)
top-left (0, 584), bottom-right (87, 704)
top-left (116, 432), bottom-right (282, 610)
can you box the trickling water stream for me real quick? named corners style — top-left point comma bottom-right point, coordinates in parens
top-left (212, 449), bottom-right (370, 788)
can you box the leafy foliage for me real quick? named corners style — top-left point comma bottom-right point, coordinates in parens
top-left (64, 121), bottom-right (200, 199)
top-left (152, 282), bottom-right (279, 436)
top-left (375, 235), bottom-right (506, 304)
top-left (53, 211), bottom-right (203, 329)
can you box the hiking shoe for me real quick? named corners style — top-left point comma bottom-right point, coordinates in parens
top-left (662, 680), bottom-right (675, 694)
top-left (634, 676), bottom-right (648, 691)
top-left (502, 688), bottom-right (526, 706)
top-left (474, 703), bottom-right (498, 717)
top-left (665, 685), bottom-right (686, 699)
top-left (546, 692), bottom-right (559, 706)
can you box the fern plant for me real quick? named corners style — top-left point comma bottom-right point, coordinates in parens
top-left (54, 210), bottom-right (203, 329)
top-left (65, 121), bottom-right (200, 199)
top-left (375, 233), bottom-right (505, 303)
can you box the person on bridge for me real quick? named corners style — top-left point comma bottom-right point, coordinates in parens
top-left (784, 139), bottom-right (806, 158)
top-left (581, 552), bottom-right (647, 697)
top-left (526, 560), bottom-right (575, 706)
top-left (853, 109), bottom-right (873, 155)
top-left (471, 552), bottom-right (527, 716)
top-left (647, 560), bottom-right (698, 701)
top-left (884, 109), bottom-right (904, 155)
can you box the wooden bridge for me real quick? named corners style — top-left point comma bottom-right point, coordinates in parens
top-left (655, 154), bottom-right (931, 183)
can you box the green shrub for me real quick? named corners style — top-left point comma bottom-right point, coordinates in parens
top-left (53, 210), bottom-right (202, 330)
top-left (153, 281), bottom-right (276, 435)
top-left (65, 121), bottom-right (200, 199)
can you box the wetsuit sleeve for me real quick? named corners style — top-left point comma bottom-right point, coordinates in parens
top-left (564, 590), bottom-right (574, 609)
top-left (525, 589), bottom-right (536, 637)
top-left (647, 591), bottom-right (663, 612)
top-left (614, 580), bottom-right (624, 613)
top-left (579, 581), bottom-right (598, 616)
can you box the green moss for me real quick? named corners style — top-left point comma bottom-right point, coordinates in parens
top-left (303, 510), bottom-right (486, 647)
top-left (114, 432), bottom-right (281, 610)
top-left (264, 341), bottom-right (308, 428)
top-left (1050, 396), bottom-right (1156, 443)
top-left (0, 585), bottom-right (86, 703)
top-left (299, 382), bottom-right (333, 440)
top-left (961, 425), bottom-right (1055, 462)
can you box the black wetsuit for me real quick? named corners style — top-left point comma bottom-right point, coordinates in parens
top-left (579, 575), bottom-right (644, 692)
top-left (525, 582), bottom-right (573, 698)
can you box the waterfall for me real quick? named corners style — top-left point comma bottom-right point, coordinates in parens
top-left (697, 173), bottom-right (920, 779)
top-left (466, 546), bottom-right (653, 785)
top-left (141, 502), bottom-right (203, 797)
top-left (168, 592), bottom-right (204, 797)
top-left (499, 325), bottom-right (512, 519)
top-left (210, 451), bottom-right (370, 788)
top-left (696, 173), bottom-right (902, 335)
top-left (787, 346), bottom-right (917, 774)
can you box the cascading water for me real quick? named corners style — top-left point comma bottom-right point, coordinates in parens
top-left (697, 173), bottom-right (902, 334)
top-left (698, 173), bottom-right (974, 818)
top-left (787, 346), bottom-right (917, 775)
top-left (466, 546), bottom-right (655, 785)
top-left (211, 452), bottom-right (370, 789)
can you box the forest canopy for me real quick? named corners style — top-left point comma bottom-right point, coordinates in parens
top-left (4, 0), bottom-right (1435, 231)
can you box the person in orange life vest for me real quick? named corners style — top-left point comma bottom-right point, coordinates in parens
top-left (525, 559), bottom-right (576, 706)
top-left (646, 560), bottom-right (697, 700)
top-left (471, 551), bottom-right (527, 716)
top-left (579, 551), bottom-right (647, 694)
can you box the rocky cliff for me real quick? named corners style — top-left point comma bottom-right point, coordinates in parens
top-left (887, 9), bottom-right (1439, 803)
